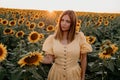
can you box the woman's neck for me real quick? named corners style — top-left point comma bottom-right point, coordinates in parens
top-left (62, 31), bottom-right (68, 40)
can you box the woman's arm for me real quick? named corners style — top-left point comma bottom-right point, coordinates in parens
top-left (42, 52), bottom-right (54, 64)
top-left (80, 53), bottom-right (87, 80)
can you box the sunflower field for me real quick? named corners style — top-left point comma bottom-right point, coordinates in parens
top-left (0, 8), bottom-right (120, 80)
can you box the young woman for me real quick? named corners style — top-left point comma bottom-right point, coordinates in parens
top-left (42, 10), bottom-right (92, 80)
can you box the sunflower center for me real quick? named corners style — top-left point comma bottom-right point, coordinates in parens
top-left (24, 55), bottom-right (38, 64)
top-left (30, 24), bottom-right (34, 28)
top-left (39, 23), bottom-right (43, 26)
top-left (48, 26), bottom-right (53, 30)
top-left (5, 29), bottom-right (11, 33)
top-left (18, 32), bottom-right (23, 36)
top-left (19, 20), bottom-right (23, 24)
top-left (89, 38), bottom-right (93, 42)
top-left (31, 33), bottom-right (39, 40)
top-left (3, 21), bottom-right (7, 24)
top-left (0, 48), bottom-right (3, 56)
top-left (10, 21), bottom-right (15, 26)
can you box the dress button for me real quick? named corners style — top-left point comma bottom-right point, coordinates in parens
top-left (64, 68), bottom-right (66, 70)
top-left (64, 54), bottom-right (66, 56)
top-left (63, 75), bottom-right (66, 77)
top-left (64, 50), bottom-right (66, 52)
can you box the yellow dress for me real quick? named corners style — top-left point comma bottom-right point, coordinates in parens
top-left (42, 32), bottom-right (92, 80)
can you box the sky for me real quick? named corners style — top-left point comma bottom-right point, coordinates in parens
top-left (0, 0), bottom-right (120, 13)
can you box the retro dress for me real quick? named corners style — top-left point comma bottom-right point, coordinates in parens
top-left (42, 32), bottom-right (92, 80)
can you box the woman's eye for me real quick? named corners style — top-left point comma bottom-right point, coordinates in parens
top-left (66, 20), bottom-right (71, 23)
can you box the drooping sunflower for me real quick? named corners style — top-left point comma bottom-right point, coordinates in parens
top-left (16, 31), bottom-right (25, 38)
top-left (18, 51), bottom-right (43, 67)
top-left (98, 50), bottom-right (111, 59)
top-left (28, 31), bottom-right (40, 43)
top-left (0, 43), bottom-right (7, 62)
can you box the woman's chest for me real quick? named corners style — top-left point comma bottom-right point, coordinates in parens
top-left (53, 39), bottom-right (80, 58)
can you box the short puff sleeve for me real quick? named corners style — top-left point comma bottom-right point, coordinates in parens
top-left (42, 35), bottom-right (54, 55)
top-left (79, 32), bottom-right (92, 54)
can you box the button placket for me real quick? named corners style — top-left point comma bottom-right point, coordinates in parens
top-left (63, 46), bottom-right (67, 71)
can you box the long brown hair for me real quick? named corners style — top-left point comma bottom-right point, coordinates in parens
top-left (55, 10), bottom-right (77, 43)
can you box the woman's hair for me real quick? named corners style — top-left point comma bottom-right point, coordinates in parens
top-left (55, 10), bottom-right (77, 43)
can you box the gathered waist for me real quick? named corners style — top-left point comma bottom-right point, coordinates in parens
top-left (53, 62), bottom-right (80, 70)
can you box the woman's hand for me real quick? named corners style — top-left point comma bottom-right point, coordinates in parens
top-left (42, 53), bottom-right (54, 64)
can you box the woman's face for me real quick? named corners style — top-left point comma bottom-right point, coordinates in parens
top-left (60, 15), bottom-right (71, 32)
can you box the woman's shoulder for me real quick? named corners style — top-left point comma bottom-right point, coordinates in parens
top-left (76, 31), bottom-right (85, 37)
top-left (45, 34), bottom-right (55, 41)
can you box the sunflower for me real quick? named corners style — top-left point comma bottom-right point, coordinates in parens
top-left (86, 36), bottom-right (96, 44)
top-left (3, 28), bottom-right (13, 35)
top-left (109, 15), bottom-right (116, 20)
top-left (10, 30), bottom-right (15, 35)
top-left (28, 31), bottom-right (40, 43)
top-left (110, 44), bottom-right (118, 54)
top-left (30, 16), bottom-right (34, 21)
top-left (25, 20), bottom-right (30, 27)
top-left (0, 43), bottom-right (7, 62)
top-left (37, 21), bottom-right (45, 28)
top-left (16, 31), bottom-right (25, 38)
top-left (28, 22), bottom-right (36, 30)
top-left (46, 25), bottom-right (55, 32)
top-left (34, 14), bottom-right (39, 19)
top-left (39, 33), bottom-right (44, 40)
top-left (77, 19), bottom-right (82, 23)
top-left (9, 20), bottom-right (16, 27)
top-left (76, 23), bottom-right (81, 32)
top-left (95, 21), bottom-right (102, 27)
top-left (98, 50), bottom-right (111, 59)
top-left (18, 19), bottom-right (24, 26)
top-left (104, 20), bottom-right (109, 26)
top-left (2, 19), bottom-right (8, 26)
top-left (18, 51), bottom-right (43, 67)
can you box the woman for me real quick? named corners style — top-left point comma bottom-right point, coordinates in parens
top-left (42, 10), bottom-right (92, 80)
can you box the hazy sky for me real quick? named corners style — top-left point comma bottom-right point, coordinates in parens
top-left (0, 0), bottom-right (120, 13)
